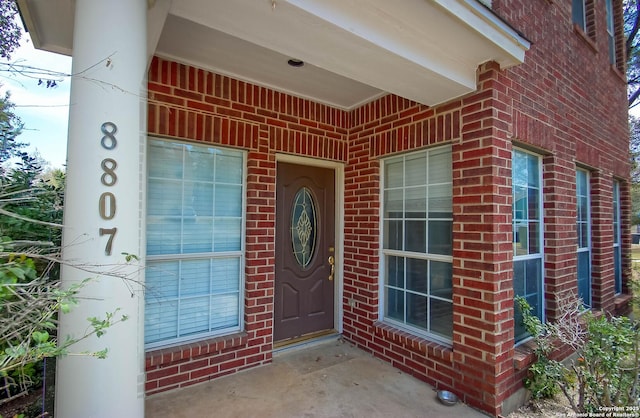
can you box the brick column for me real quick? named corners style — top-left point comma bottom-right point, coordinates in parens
top-left (452, 62), bottom-right (514, 416)
top-left (244, 146), bottom-right (276, 362)
top-left (590, 170), bottom-right (616, 311)
top-left (342, 129), bottom-right (381, 346)
top-left (542, 154), bottom-right (578, 321)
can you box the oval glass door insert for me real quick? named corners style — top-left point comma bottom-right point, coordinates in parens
top-left (291, 187), bottom-right (317, 268)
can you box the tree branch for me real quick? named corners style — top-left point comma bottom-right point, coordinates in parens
top-left (629, 86), bottom-right (640, 108)
top-left (628, 2), bottom-right (640, 59)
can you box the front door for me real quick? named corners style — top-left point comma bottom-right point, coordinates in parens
top-left (274, 162), bottom-right (335, 342)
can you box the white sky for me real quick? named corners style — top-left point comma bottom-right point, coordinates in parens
top-left (0, 33), bottom-right (71, 169)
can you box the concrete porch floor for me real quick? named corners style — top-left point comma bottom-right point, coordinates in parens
top-left (145, 337), bottom-right (488, 418)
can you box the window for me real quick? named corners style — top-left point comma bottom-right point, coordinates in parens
top-left (613, 180), bottom-right (622, 294)
top-left (381, 146), bottom-right (453, 343)
top-left (573, 0), bottom-right (596, 40)
top-left (605, 0), bottom-right (616, 65)
top-left (573, 0), bottom-right (586, 31)
top-left (576, 169), bottom-right (591, 307)
top-left (513, 149), bottom-right (543, 342)
top-left (145, 139), bottom-right (245, 348)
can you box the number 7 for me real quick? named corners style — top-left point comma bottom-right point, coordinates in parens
top-left (99, 227), bottom-right (117, 255)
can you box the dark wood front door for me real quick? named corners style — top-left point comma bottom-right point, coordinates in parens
top-left (274, 162), bottom-right (335, 342)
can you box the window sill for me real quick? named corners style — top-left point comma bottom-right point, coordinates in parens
top-left (146, 332), bottom-right (248, 369)
top-left (610, 65), bottom-right (627, 84)
top-left (573, 24), bottom-right (597, 53)
top-left (372, 321), bottom-right (453, 362)
top-left (514, 340), bottom-right (536, 371)
top-left (514, 308), bottom-right (606, 371)
top-left (614, 293), bottom-right (633, 312)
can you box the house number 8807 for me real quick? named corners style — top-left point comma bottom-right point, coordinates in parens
top-left (98, 122), bottom-right (118, 255)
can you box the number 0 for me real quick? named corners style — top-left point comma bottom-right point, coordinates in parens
top-left (99, 192), bottom-right (116, 220)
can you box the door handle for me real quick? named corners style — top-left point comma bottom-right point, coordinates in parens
top-left (328, 255), bottom-right (335, 281)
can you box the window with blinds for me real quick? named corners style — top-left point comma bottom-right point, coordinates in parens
top-left (145, 139), bottom-right (245, 349)
top-left (381, 145), bottom-right (453, 343)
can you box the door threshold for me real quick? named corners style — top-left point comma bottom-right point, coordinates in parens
top-left (273, 330), bottom-right (339, 353)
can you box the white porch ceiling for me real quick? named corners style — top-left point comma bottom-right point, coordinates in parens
top-left (17, 0), bottom-right (529, 110)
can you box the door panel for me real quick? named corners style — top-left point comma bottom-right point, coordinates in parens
top-left (274, 162), bottom-right (335, 342)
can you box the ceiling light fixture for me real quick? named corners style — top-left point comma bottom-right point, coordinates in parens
top-left (287, 59), bottom-right (304, 68)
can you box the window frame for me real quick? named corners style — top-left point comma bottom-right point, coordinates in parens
top-left (379, 145), bottom-right (453, 345)
top-left (572, 0), bottom-right (587, 32)
top-left (144, 138), bottom-right (247, 350)
top-left (613, 180), bottom-right (622, 295)
top-left (512, 148), bottom-right (545, 344)
top-left (576, 168), bottom-right (592, 308)
top-left (605, 0), bottom-right (616, 66)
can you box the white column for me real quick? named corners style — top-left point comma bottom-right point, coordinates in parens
top-left (56, 1), bottom-right (147, 417)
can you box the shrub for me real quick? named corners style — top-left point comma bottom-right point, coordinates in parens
top-left (517, 294), bottom-right (640, 412)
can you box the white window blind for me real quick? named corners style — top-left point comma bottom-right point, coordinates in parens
top-left (145, 139), bottom-right (245, 348)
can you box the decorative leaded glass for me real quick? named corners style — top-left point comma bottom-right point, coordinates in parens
top-left (291, 187), bottom-right (317, 267)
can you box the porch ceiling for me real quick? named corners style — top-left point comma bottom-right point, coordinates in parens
top-left (17, 0), bottom-right (529, 110)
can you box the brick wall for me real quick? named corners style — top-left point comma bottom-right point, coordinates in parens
top-left (145, 57), bottom-right (348, 395)
top-left (494, 0), bottom-right (630, 316)
top-left (342, 0), bottom-right (630, 415)
top-left (144, 0), bottom-right (629, 414)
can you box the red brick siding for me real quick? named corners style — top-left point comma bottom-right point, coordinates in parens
top-left (144, 0), bottom-right (629, 414)
top-left (584, 0), bottom-right (597, 41)
top-left (542, 153), bottom-right (580, 321)
top-left (503, 0), bottom-right (630, 308)
top-left (146, 56), bottom-right (348, 395)
top-left (590, 171), bottom-right (616, 309)
top-left (451, 62), bottom-right (517, 415)
top-left (612, 0), bottom-right (627, 74)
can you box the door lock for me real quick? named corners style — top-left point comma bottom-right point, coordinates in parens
top-left (328, 255), bottom-right (335, 281)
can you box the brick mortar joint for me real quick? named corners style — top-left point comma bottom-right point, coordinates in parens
top-left (146, 332), bottom-right (249, 368)
top-left (372, 321), bottom-right (453, 363)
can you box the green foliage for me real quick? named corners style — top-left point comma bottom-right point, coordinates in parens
top-left (627, 0), bottom-right (640, 108)
top-left (524, 355), bottom-right (565, 399)
top-left (0, 254), bottom-right (36, 295)
top-left (0, 102), bottom-right (129, 404)
top-left (579, 315), bottom-right (639, 408)
top-left (0, 169), bottom-right (65, 246)
top-left (0, 91), bottom-right (25, 166)
top-left (1, 267), bottom-right (129, 395)
top-left (517, 297), bottom-right (567, 400)
top-left (517, 296), bottom-right (640, 412)
top-left (632, 183), bottom-right (640, 225)
top-left (0, 0), bottom-right (21, 61)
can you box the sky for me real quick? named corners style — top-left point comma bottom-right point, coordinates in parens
top-left (0, 33), bottom-right (72, 169)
